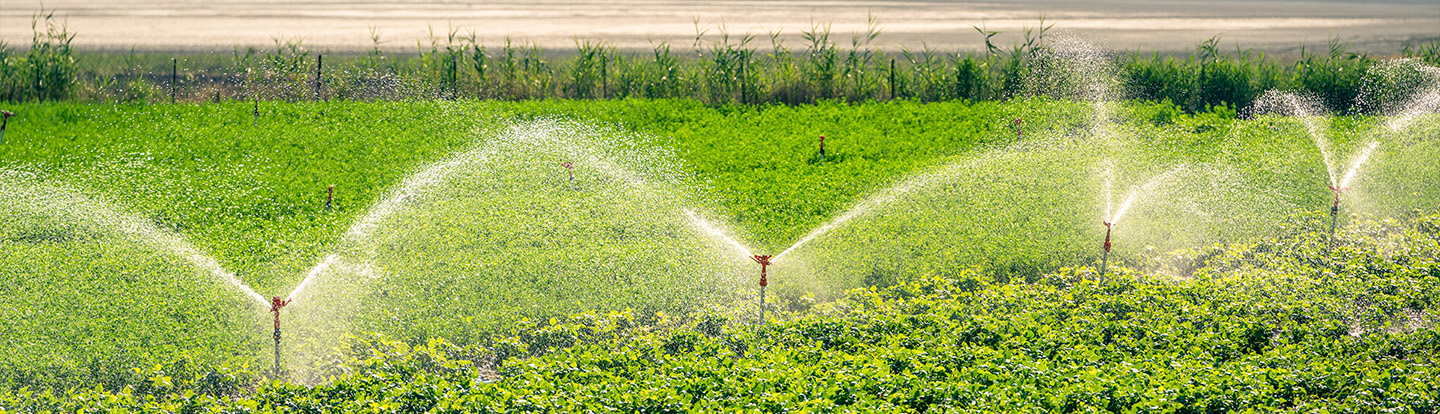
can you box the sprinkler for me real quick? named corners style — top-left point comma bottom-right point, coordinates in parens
top-left (252, 98), bottom-right (260, 126)
top-left (1324, 185), bottom-right (1347, 257)
top-left (1099, 222), bottom-right (1113, 283)
top-left (751, 254), bottom-right (772, 322)
top-left (327, 184), bottom-right (334, 211)
top-left (0, 110), bottom-right (12, 144)
top-left (1014, 118), bottom-right (1024, 138)
top-left (562, 162), bottom-right (575, 189)
top-left (269, 296), bottom-right (291, 376)
top-left (818, 135), bottom-right (826, 164)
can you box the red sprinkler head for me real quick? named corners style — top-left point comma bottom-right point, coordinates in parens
top-left (1102, 222), bottom-right (1113, 253)
top-left (1327, 185), bottom-right (1348, 211)
top-left (562, 162), bottom-right (574, 170)
top-left (752, 254), bottom-right (773, 286)
top-left (270, 296), bottom-right (291, 328)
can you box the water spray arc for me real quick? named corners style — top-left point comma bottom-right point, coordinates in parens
top-left (269, 296), bottom-right (291, 376)
top-left (1094, 164), bottom-right (1187, 283)
top-left (1319, 140), bottom-right (1379, 261)
top-left (751, 254), bottom-right (772, 322)
top-left (1253, 92), bottom-right (1389, 262)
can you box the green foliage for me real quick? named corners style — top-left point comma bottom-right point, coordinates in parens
top-left (4, 211), bottom-right (1437, 411)
top-left (1403, 38), bottom-right (1440, 66)
top-left (10, 14), bottom-right (1430, 116)
top-left (1293, 38), bottom-right (1371, 114)
top-left (1122, 37), bottom-right (1287, 114)
top-left (0, 9), bottom-right (77, 102)
top-left (1, 98), bottom-right (1437, 410)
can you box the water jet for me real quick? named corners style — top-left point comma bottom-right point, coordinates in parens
top-left (751, 254), bottom-right (772, 321)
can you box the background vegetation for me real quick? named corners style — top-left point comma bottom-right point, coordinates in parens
top-left (3, 11), bottom-right (1438, 113)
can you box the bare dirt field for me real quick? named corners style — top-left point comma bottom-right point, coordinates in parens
top-left (1, 0), bottom-right (1437, 53)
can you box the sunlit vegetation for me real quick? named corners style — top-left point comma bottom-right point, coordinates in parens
top-left (0, 92), bottom-right (1436, 411)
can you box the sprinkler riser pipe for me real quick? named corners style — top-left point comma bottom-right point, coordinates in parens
top-left (1324, 203), bottom-right (1340, 258)
top-left (562, 162), bottom-right (576, 189)
top-left (327, 185), bottom-right (333, 210)
top-left (1099, 223), bottom-right (1113, 283)
top-left (819, 135), bottom-right (826, 163)
top-left (752, 255), bottom-right (773, 322)
top-left (1099, 250), bottom-right (1109, 284)
top-left (1323, 186), bottom-right (1344, 258)
top-left (273, 326), bottom-right (282, 376)
top-left (758, 262), bottom-right (768, 321)
top-left (759, 285), bottom-right (766, 322)
top-left (2, 111), bottom-right (11, 144)
top-left (269, 296), bottom-right (291, 377)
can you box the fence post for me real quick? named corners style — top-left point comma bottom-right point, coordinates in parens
top-left (171, 58), bottom-right (178, 103)
top-left (313, 54), bottom-right (324, 101)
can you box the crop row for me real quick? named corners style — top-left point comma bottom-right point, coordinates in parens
top-left (2, 210), bottom-right (1436, 412)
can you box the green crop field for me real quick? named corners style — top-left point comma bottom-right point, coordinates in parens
top-left (1, 96), bottom-right (1438, 411)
